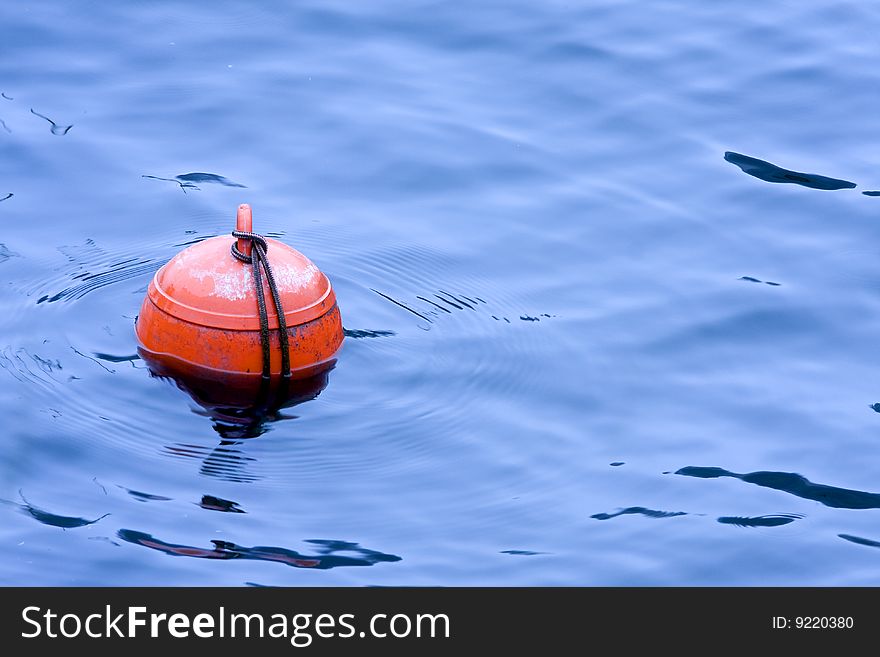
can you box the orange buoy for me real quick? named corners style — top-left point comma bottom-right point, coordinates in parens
top-left (136, 204), bottom-right (343, 386)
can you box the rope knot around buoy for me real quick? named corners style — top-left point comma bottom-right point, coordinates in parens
top-left (229, 230), bottom-right (269, 262)
top-left (231, 227), bottom-right (290, 381)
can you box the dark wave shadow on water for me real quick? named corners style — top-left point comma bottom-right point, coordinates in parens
top-left (142, 172), bottom-right (246, 193)
top-left (371, 287), bottom-right (550, 328)
top-left (93, 352), bottom-right (142, 367)
top-left (838, 534), bottom-right (880, 549)
top-left (117, 531), bottom-right (401, 570)
top-left (724, 152), bottom-right (857, 190)
top-left (371, 288), bottom-right (434, 325)
top-left (0, 244), bottom-right (19, 262)
top-left (0, 193), bottom-right (12, 202)
top-left (199, 495), bottom-right (245, 513)
top-left (717, 514), bottom-right (803, 528)
top-left (116, 485), bottom-right (172, 503)
top-left (3, 491), bottom-right (110, 529)
top-left (172, 233), bottom-right (220, 248)
top-left (29, 108), bottom-right (72, 135)
top-left (342, 328), bottom-right (396, 339)
top-left (675, 466), bottom-right (880, 509)
top-left (863, 191), bottom-right (880, 196)
top-left (591, 506), bottom-right (688, 520)
top-left (739, 276), bottom-right (781, 286)
top-left (176, 173), bottom-right (246, 187)
top-left (142, 175), bottom-right (199, 193)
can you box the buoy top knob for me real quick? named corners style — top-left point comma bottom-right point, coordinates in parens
top-left (236, 203), bottom-right (253, 257)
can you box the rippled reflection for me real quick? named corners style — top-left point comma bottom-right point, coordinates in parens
top-left (157, 365), bottom-right (332, 439)
top-left (164, 443), bottom-right (260, 484)
top-left (141, 350), bottom-right (334, 482)
top-left (117, 530), bottom-right (401, 570)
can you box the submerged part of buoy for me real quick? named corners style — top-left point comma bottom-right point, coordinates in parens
top-left (144, 356), bottom-right (333, 440)
top-left (136, 204), bottom-right (343, 381)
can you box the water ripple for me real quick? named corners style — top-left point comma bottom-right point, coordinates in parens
top-left (164, 443), bottom-right (260, 484)
top-left (23, 224), bottom-right (219, 304)
top-left (0, 346), bottom-right (63, 390)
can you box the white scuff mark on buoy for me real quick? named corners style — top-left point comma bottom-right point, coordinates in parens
top-left (193, 266), bottom-right (252, 300)
top-left (170, 237), bottom-right (322, 300)
top-left (172, 240), bottom-right (250, 300)
top-left (274, 262), bottom-right (320, 291)
top-left (187, 260), bottom-right (320, 300)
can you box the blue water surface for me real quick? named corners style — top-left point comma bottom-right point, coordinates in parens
top-left (2, 0), bottom-right (880, 586)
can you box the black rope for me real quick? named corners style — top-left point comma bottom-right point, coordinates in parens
top-left (231, 231), bottom-right (291, 381)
